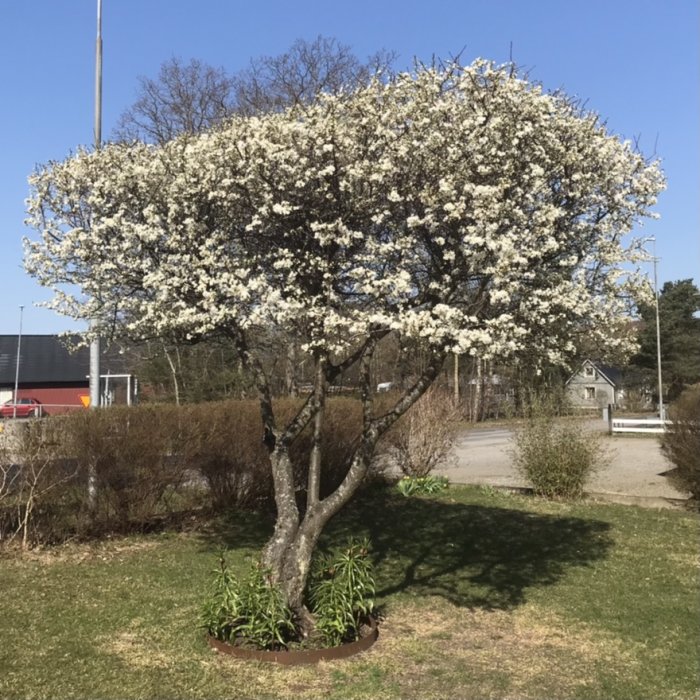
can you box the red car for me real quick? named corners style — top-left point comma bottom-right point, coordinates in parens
top-left (0, 398), bottom-right (43, 419)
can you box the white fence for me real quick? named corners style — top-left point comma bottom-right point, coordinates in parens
top-left (611, 417), bottom-right (669, 434)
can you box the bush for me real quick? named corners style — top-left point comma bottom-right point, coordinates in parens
top-left (512, 396), bottom-right (604, 499)
top-left (183, 398), bottom-right (371, 511)
top-left (181, 401), bottom-right (272, 510)
top-left (0, 419), bottom-right (81, 547)
top-left (62, 405), bottom-right (191, 531)
top-left (0, 397), bottom-right (384, 546)
top-left (660, 387), bottom-right (700, 506)
top-left (383, 386), bottom-right (461, 477)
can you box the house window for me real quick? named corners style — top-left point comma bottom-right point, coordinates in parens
top-left (584, 365), bottom-right (595, 378)
top-left (585, 387), bottom-right (596, 400)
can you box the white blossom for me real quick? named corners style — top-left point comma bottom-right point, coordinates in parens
top-left (24, 60), bottom-right (664, 365)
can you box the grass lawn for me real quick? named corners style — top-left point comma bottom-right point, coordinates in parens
top-left (0, 485), bottom-right (698, 700)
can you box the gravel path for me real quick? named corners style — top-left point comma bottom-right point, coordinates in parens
top-left (435, 420), bottom-right (690, 508)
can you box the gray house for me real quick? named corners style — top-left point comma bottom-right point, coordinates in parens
top-left (565, 360), bottom-right (623, 409)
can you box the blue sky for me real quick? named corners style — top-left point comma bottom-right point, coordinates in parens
top-left (1, 0), bottom-right (697, 334)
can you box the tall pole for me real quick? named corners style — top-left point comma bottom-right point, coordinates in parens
top-left (89, 0), bottom-right (102, 411)
top-left (453, 353), bottom-right (460, 406)
top-left (87, 0), bottom-right (103, 509)
top-left (12, 306), bottom-right (24, 419)
top-left (653, 241), bottom-right (664, 420)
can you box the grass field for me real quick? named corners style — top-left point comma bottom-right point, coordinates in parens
top-left (1, 485), bottom-right (698, 700)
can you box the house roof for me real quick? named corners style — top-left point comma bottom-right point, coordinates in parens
top-left (565, 359), bottom-right (622, 388)
top-left (0, 335), bottom-right (129, 386)
top-left (596, 364), bottom-right (623, 387)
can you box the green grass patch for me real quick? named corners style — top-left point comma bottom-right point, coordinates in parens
top-left (0, 485), bottom-right (697, 699)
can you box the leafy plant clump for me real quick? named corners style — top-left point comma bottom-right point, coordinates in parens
top-left (308, 538), bottom-right (376, 647)
top-left (202, 556), bottom-right (295, 650)
top-left (396, 475), bottom-right (450, 497)
top-left (511, 397), bottom-right (605, 500)
top-left (203, 539), bottom-right (376, 650)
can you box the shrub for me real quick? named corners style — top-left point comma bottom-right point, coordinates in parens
top-left (61, 405), bottom-right (191, 530)
top-left (511, 396), bottom-right (604, 499)
top-left (308, 537), bottom-right (375, 647)
top-left (0, 419), bottom-right (80, 548)
top-left (383, 386), bottom-right (461, 477)
top-left (289, 398), bottom-right (373, 500)
top-left (1, 397), bottom-right (384, 544)
top-left (660, 386), bottom-right (700, 506)
top-left (181, 401), bottom-right (272, 510)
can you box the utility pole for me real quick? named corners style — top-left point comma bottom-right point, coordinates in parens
top-left (653, 240), bottom-right (665, 420)
top-left (89, 0), bottom-right (102, 412)
top-left (87, 0), bottom-right (103, 509)
top-left (12, 306), bottom-right (24, 419)
top-left (453, 352), bottom-right (460, 406)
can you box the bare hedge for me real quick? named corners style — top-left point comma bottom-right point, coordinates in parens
top-left (0, 398), bottom-right (379, 546)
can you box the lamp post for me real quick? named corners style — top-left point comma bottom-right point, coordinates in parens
top-left (86, 0), bottom-right (103, 509)
top-left (89, 0), bottom-right (102, 412)
top-left (652, 240), bottom-right (664, 420)
top-left (12, 305), bottom-right (24, 419)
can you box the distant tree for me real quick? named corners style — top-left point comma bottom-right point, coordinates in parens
top-left (133, 340), bottom-right (251, 404)
top-left (114, 37), bottom-right (395, 142)
top-left (27, 59), bottom-right (663, 625)
top-left (630, 279), bottom-right (700, 400)
top-left (232, 35), bottom-right (395, 115)
top-left (114, 57), bottom-right (236, 144)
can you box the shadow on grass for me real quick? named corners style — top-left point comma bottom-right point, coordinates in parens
top-left (198, 486), bottom-right (613, 612)
top-left (323, 487), bottom-right (613, 610)
top-left (195, 507), bottom-right (274, 553)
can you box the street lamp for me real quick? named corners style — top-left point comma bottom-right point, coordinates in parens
top-left (89, 0), bottom-right (103, 411)
top-left (652, 239), bottom-right (664, 420)
top-left (12, 305), bottom-right (24, 419)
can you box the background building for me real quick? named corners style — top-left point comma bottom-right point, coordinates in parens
top-left (0, 335), bottom-right (135, 414)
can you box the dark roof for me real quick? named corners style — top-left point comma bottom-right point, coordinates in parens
top-left (565, 359), bottom-right (622, 388)
top-left (596, 364), bottom-right (623, 386)
top-left (0, 335), bottom-right (129, 386)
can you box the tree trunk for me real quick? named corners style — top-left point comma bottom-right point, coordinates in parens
top-left (259, 346), bottom-right (446, 628)
top-left (285, 342), bottom-right (299, 397)
top-left (261, 442), bottom-right (374, 621)
top-left (232, 322), bottom-right (445, 631)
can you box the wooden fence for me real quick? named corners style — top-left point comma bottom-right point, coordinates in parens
top-left (610, 417), bottom-right (669, 435)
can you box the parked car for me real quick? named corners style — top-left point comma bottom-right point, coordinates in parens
top-left (0, 398), bottom-right (43, 419)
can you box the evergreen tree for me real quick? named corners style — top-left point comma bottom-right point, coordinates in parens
top-left (631, 279), bottom-right (700, 400)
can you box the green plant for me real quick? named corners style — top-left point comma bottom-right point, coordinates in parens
top-left (308, 538), bottom-right (376, 647)
top-left (201, 554), bottom-right (242, 641)
top-left (661, 386), bottom-right (700, 506)
top-left (396, 475), bottom-right (450, 497)
top-left (201, 556), bottom-right (295, 650)
top-left (511, 395), bottom-right (604, 499)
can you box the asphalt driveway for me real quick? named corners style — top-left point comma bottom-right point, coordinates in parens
top-left (435, 419), bottom-right (690, 507)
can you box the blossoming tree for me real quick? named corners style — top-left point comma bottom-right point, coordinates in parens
top-left (25, 60), bottom-right (663, 621)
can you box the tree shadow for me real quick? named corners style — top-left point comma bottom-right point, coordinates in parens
top-left (194, 507), bottom-right (273, 553)
top-left (321, 487), bottom-right (614, 611)
top-left (195, 486), bottom-right (613, 612)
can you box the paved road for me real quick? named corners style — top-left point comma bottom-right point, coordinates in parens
top-left (435, 420), bottom-right (689, 506)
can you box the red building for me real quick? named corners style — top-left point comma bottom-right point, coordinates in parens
top-left (0, 335), bottom-right (136, 415)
